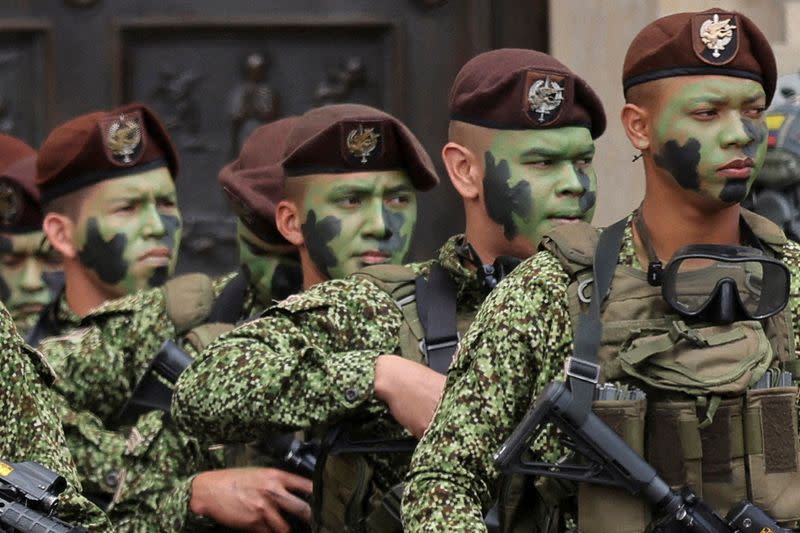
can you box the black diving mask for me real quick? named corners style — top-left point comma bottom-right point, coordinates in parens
top-left (660, 244), bottom-right (790, 323)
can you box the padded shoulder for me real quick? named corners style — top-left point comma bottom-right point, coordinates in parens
top-left (350, 263), bottom-right (418, 300)
top-left (741, 207), bottom-right (788, 251)
top-left (163, 273), bottom-right (216, 334)
top-left (539, 221), bottom-right (599, 275)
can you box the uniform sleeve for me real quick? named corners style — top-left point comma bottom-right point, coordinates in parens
top-left (173, 278), bottom-right (403, 443)
top-left (0, 308), bottom-right (112, 531)
top-left (402, 253), bottom-right (574, 532)
top-left (107, 411), bottom-right (223, 532)
top-left (39, 288), bottom-right (178, 422)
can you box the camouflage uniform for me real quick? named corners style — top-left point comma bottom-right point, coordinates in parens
top-left (35, 275), bottom-right (235, 531)
top-left (172, 235), bottom-right (484, 519)
top-left (400, 219), bottom-right (800, 531)
top-left (0, 301), bottom-right (111, 530)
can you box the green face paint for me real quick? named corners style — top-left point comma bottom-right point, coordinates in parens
top-left (74, 167), bottom-right (182, 296)
top-left (299, 170), bottom-right (417, 280)
top-left (0, 231), bottom-right (62, 330)
top-left (482, 126), bottom-right (597, 247)
top-left (236, 221), bottom-right (301, 304)
top-left (651, 77), bottom-right (768, 205)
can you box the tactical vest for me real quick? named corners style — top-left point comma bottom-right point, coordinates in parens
top-left (535, 210), bottom-right (800, 532)
top-left (313, 263), bottom-right (476, 533)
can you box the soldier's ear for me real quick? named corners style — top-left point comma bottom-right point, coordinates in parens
top-left (42, 213), bottom-right (78, 260)
top-left (442, 141), bottom-right (481, 200)
top-left (275, 200), bottom-right (304, 247)
top-left (621, 103), bottom-right (651, 151)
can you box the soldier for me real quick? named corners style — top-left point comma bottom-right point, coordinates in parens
top-left (402, 9), bottom-right (792, 532)
top-left (0, 135), bottom-right (62, 336)
top-left (172, 49), bottom-right (605, 531)
top-left (32, 103), bottom-right (181, 344)
top-left (0, 315), bottom-right (112, 530)
top-left (35, 105), bottom-right (429, 531)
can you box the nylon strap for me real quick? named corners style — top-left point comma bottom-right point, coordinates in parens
top-left (206, 267), bottom-right (249, 324)
top-left (415, 263), bottom-right (459, 375)
top-left (25, 286), bottom-right (66, 348)
top-left (568, 218), bottom-right (628, 416)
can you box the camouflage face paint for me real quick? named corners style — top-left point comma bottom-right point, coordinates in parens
top-left (237, 222), bottom-right (301, 304)
top-left (483, 127), bottom-right (597, 248)
top-left (0, 231), bottom-right (62, 333)
top-left (298, 170), bottom-right (417, 280)
top-left (650, 77), bottom-right (768, 205)
top-left (654, 139), bottom-right (702, 190)
top-left (78, 217), bottom-right (128, 284)
top-left (577, 168), bottom-right (596, 214)
top-left (300, 210), bottom-right (340, 279)
top-left (74, 167), bottom-right (182, 297)
top-left (483, 152), bottom-right (532, 240)
top-left (147, 214), bottom-right (181, 288)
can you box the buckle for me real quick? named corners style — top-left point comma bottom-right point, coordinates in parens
top-left (563, 356), bottom-right (600, 384)
top-left (419, 334), bottom-right (461, 357)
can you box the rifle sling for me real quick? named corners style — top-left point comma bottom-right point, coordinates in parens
top-left (567, 218), bottom-right (627, 416)
top-left (415, 263), bottom-right (460, 374)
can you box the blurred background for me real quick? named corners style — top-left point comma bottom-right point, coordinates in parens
top-left (0, 0), bottom-right (795, 274)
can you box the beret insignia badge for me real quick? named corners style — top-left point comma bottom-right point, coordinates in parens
top-left (100, 112), bottom-right (144, 166)
top-left (0, 182), bottom-right (21, 226)
top-left (693, 13), bottom-right (739, 65)
top-left (346, 124), bottom-right (380, 164)
top-left (524, 71), bottom-right (566, 126)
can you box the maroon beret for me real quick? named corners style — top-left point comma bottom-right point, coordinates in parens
top-left (282, 103), bottom-right (439, 191)
top-left (36, 103), bottom-right (179, 204)
top-left (219, 116), bottom-right (297, 244)
top-left (448, 48), bottom-right (606, 139)
top-left (623, 8), bottom-right (777, 105)
top-left (0, 135), bottom-right (41, 232)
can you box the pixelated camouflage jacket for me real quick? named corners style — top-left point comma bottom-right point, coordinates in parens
top-left (0, 301), bottom-right (111, 531)
top-left (35, 276), bottom-right (233, 532)
top-left (171, 234), bottom-right (486, 504)
top-left (401, 215), bottom-right (800, 532)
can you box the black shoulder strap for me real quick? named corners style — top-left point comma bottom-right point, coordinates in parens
top-left (415, 263), bottom-right (459, 375)
top-left (566, 218), bottom-right (627, 417)
top-left (206, 268), bottom-right (249, 324)
top-left (25, 288), bottom-right (66, 348)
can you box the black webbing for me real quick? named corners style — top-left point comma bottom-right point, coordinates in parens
top-left (415, 263), bottom-right (459, 375)
top-left (206, 267), bottom-right (249, 324)
top-left (26, 287), bottom-right (66, 348)
top-left (567, 218), bottom-right (627, 417)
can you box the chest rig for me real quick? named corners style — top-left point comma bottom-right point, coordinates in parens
top-left (312, 262), bottom-right (476, 533)
top-left (539, 210), bottom-right (800, 532)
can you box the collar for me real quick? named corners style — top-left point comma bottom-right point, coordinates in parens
top-left (436, 234), bottom-right (491, 311)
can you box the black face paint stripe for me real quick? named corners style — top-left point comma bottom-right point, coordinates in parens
top-left (301, 209), bottom-right (341, 279)
top-left (377, 207), bottom-right (408, 257)
top-left (483, 151), bottom-right (532, 240)
top-left (42, 271), bottom-right (64, 300)
top-left (577, 168), bottom-right (596, 213)
top-left (147, 266), bottom-right (169, 288)
top-left (741, 118), bottom-right (767, 160)
top-left (78, 217), bottom-right (129, 285)
top-left (654, 138), bottom-right (702, 191)
top-left (157, 213), bottom-right (181, 251)
top-left (719, 179), bottom-right (749, 203)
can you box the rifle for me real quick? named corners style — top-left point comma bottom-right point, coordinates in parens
top-left (113, 339), bottom-right (193, 428)
top-left (494, 381), bottom-right (786, 533)
top-left (0, 459), bottom-right (87, 533)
